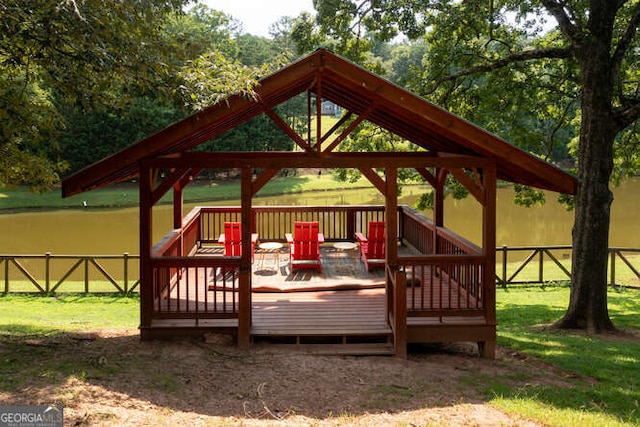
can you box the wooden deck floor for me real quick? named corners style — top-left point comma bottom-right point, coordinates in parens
top-left (251, 288), bottom-right (390, 338)
top-left (150, 244), bottom-right (485, 340)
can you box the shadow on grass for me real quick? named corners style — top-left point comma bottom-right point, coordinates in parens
top-left (495, 302), bottom-right (640, 426)
top-left (0, 327), bottom-right (512, 425)
top-left (1, 290), bottom-right (637, 425)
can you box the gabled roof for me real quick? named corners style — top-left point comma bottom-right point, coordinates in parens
top-left (62, 48), bottom-right (578, 197)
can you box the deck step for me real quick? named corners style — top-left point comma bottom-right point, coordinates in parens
top-left (253, 332), bottom-right (394, 356)
top-left (274, 342), bottom-right (395, 356)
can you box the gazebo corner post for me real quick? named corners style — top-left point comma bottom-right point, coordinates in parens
top-left (433, 168), bottom-right (446, 254)
top-left (393, 270), bottom-right (408, 358)
top-left (385, 167), bottom-right (406, 357)
top-left (139, 162), bottom-right (154, 338)
top-left (481, 162), bottom-right (497, 358)
top-left (173, 182), bottom-right (184, 256)
top-left (237, 166), bottom-right (253, 350)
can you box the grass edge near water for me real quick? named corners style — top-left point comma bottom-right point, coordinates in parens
top-left (0, 173), bottom-right (377, 212)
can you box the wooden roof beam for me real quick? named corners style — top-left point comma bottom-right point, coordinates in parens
top-left (448, 167), bottom-right (485, 205)
top-left (150, 168), bottom-right (190, 206)
top-left (323, 103), bottom-right (377, 153)
top-left (358, 168), bottom-right (386, 195)
top-left (320, 111), bottom-right (353, 144)
top-left (149, 152), bottom-right (493, 170)
top-left (252, 168), bottom-right (280, 197)
top-left (416, 168), bottom-right (437, 187)
top-left (263, 107), bottom-right (312, 152)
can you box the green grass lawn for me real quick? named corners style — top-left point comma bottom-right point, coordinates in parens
top-left (489, 285), bottom-right (640, 426)
top-left (0, 293), bottom-right (138, 335)
top-left (0, 286), bottom-right (638, 426)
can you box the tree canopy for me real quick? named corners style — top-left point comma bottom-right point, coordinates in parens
top-left (295, 0), bottom-right (640, 332)
top-left (0, 1), bottom-right (293, 190)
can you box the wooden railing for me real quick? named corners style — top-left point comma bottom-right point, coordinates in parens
top-left (397, 207), bottom-right (487, 316)
top-left (150, 256), bottom-right (240, 320)
top-left (150, 211), bottom-right (241, 320)
top-left (399, 254), bottom-right (485, 316)
top-left (199, 205), bottom-right (386, 244)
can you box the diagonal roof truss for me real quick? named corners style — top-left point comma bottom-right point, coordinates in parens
top-left (62, 48), bottom-right (578, 197)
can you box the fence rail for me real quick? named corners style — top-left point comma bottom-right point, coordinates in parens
top-left (1, 253), bottom-right (140, 294)
top-left (497, 245), bottom-right (640, 288)
top-left (2, 245), bottom-right (639, 294)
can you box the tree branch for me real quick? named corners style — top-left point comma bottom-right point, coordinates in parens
top-left (615, 100), bottom-right (640, 130)
top-left (432, 47), bottom-right (572, 86)
top-left (611, 2), bottom-right (640, 71)
top-left (540, 0), bottom-right (578, 42)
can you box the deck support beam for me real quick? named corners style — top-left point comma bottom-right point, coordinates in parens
top-left (433, 168), bottom-right (446, 255)
top-left (385, 167), bottom-right (407, 358)
top-left (480, 162), bottom-right (497, 358)
top-left (238, 166), bottom-right (253, 349)
top-left (173, 182), bottom-right (183, 232)
top-left (139, 163), bottom-right (153, 336)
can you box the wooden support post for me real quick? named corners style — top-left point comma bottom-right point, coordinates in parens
top-left (480, 162), bottom-right (497, 358)
top-left (434, 168), bottom-right (445, 255)
top-left (237, 166), bottom-right (253, 349)
top-left (393, 270), bottom-right (407, 358)
top-left (174, 183), bottom-right (184, 257)
top-left (173, 184), bottom-right (183, 230)
top-left (385, 167), bottom-right (406, 357)
top-left (139, 163), bottom-right (154, 335)
top-left (307, 90), bottom-right (312, 146)
top-left (316, 72), bottom-right (322, 152)
top-left (386, 167), bottom-right (398, 266)
top-left (434, 168), bottom-right (445, 228)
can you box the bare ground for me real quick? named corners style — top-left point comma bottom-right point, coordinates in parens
top-left (0, 328), bottom-right (572, 426)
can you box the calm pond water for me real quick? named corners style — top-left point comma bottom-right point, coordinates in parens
top-left (1, 179), bottom-right (639, 255)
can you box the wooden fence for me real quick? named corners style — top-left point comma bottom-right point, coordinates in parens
top-left (2, 246), bottom-right (639, 294)
top-left (0, 253), bottom-right (140, 294)
top-left (497, 245), bottom-right (640, 288)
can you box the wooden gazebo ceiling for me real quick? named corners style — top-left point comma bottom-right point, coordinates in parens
top-left (62, 48), bottom-right (578, 198)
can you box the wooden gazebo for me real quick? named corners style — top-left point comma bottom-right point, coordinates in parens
top-left (63, 49), bottom-right (577, 358)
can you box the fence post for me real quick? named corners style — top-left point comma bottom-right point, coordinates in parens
top-left (609, 249), bottom-right (616, 286)
top-left (124, 252), bottom-right (129, 293)
top-left (501, 245), bottom-right (508, 288)
top-left (45, 252), bottom-right (51, 293)
top-left (3, 257), bottom-right (8, 293)
top-left (84, 257), bottom-right (89, 293)
top-left (538, 249), bottom-right (544, 283)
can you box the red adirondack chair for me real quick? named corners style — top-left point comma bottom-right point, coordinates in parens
top-left (217, 222), bottom-right (258, 266)
top-left (355, 221), bottom-right (385, 271)
top-left (286, 221), bottom-right (324, 273)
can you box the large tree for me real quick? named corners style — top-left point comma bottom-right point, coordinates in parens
top-left (305, 0), bottom-right (640, 332)
top-left (0, 0), bottom-right (191, 189)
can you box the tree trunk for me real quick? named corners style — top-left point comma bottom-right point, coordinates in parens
top-left (555, 11), bottom-right (618, 332)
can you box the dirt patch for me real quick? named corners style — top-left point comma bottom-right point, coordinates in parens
top-left (0, 329), bottom-right (568, 426)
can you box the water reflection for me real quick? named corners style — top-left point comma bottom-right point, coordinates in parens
top-left (1, 180), bottom-right (639, 255)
